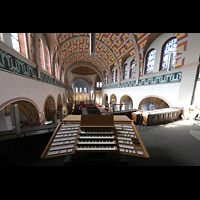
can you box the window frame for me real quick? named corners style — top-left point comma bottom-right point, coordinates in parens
top-left (145, 48), bottom-right (156, 74)
top-left (123, 63), bottom-right (128, 80)
top-left (130, 59), bottom-right (136, 78)
top-left (159, 37), bottom-right (177, 71)
top-left (112, 70), bottom-right (115, 83)
top-left (115, 69), bottom-right (118, 82)
top-left (11, 33), bottom-right (21, 53)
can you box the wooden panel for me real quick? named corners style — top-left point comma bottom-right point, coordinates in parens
top-left (81, 115), bottom-right (114, 127)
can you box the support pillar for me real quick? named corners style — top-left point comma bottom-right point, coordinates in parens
top-left (14, 104), bottom-right (20, 135)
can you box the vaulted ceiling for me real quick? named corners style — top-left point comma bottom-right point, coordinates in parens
top-left (54, 33), bottom-right (136, 74)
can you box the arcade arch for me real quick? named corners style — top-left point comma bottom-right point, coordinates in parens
top-left (44, 95), bottom-right (56, 124)
top-left (120, 95), bottom-right (133, 111)
top-left (110, 94), bottom-right (117, 112)
top-left (138, 96), bottom-right (170, 111)
top-left (0, 99), bottom-right (40, 131)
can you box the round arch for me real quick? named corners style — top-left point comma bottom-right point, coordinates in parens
top-left (44, 95), bottom-right (56, 122)
top-left (138, 95), bottom-right (171, 111)
top-left (110, 94), bottom-right (117, 112)
top-left (120, 95), bottom-right (133, 111)
top-left (103, 93), bottom-right (108, 110)
top-left (0, 98), bottom-right (40, 127)
top-left (65, 61), bottom-right (103, 84)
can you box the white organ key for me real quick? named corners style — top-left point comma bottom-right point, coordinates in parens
top-left (48, 151), bottom-right (59, 156)
top-left (137, 151), bottom-right (144, 155)
top-left (55, 135), bottom-right (63, 138)
top-left (117, 137), bottom-right (132, 141)
top-left (51, 142), bottom-right (64, 146)
top-left (50, 144), bottom-right (74, 151)
top-left (123, 128), bottom-right (134, 131)
top-left (77, 146), bottom-right (117, 151)
top-left (60, 149), bottom-right (67, 154)
top-left (117, 131), bottom-right (129, 134)
top-left (53, 137), bottom-right (76, 142)
top-left (78, 141), bottom-right (115, 144)
top-left (119, 144), bottom-right (135, 149)
top-left (123, 125), bottom-right (132, 128)
top-left (79, 136), bottom-right (114, 139)
top-left (80, 131), bottom-right (113, 134)
top-left (62, 125), bottom-right (79, 128)
top-left (115, 125), bottom-right (121, 128)
top-left (57, 130), bottom-right (78, 134)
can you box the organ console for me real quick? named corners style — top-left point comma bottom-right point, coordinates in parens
top-left (41, 115), bottom-right (150, 161)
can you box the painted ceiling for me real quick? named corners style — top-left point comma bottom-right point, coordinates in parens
top-left (55, 33), bottom-right (136, 73)
top-left (71, 66), bottom-right (96, 75)
top-left (54, 33), bottom-right (189, 77)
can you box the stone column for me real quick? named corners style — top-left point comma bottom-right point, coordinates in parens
top-left (14, 104), bottom-right (20, 135)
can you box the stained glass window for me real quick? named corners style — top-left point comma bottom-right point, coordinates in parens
top-left (116, 69), bottom-right (118, 82)
top-left (130, 59), bottom-right (136, 78)
top-left (146, 49), bottom-right (156, 74)
top-left (112, 70), bottom-right (115, 83)
top-left (39, 38), bottom-right (45, 70)
top-left (161, 38), bottom-right (177, 70)
top-left (11, 33), bottom-right (20, 53)
top-left (123, 63), bottom-right (128, 80)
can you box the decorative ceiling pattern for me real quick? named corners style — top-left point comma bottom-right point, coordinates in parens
top-left (54, 33), bottom-right (188, 77)
top-left (55, 33), bottom-right (135, 73)
top-left (64, 53), bottom-right (107, 72)
top-left (71, 66), bottom-right (96, 75)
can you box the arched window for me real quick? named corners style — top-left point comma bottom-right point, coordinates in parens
top-left (146, 49), bottom-right (156, 74)
top-left (123, 63), bottom-right (128, 80)
top-left (39, 38), bottom-right (45, 70)
top-left (112, 70), bottom-right (115, 83)
top-left (160, 37), bottom-right (177, 70)
top-left (45, 47), bottom-right (51, 74)
top-left (130, 59), bottom-right (136, 78)
top-left (105, 75), bottom-right (108, 85)
top-left (11, 33), bottom-right (20, 53)
top-left (116, 69), bottom-right (118, 82)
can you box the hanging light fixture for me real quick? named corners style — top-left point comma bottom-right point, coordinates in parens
top-left (90, 33), bottom-right (96, 57)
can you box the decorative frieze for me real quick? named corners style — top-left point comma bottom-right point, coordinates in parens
top-left (0, 48), bottom-right (65, 88)
top-left (103, 72), bottom-right (182, 89)
top-left (0, 48), bottom-right (37, 79)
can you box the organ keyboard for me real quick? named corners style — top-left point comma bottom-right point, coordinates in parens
top-left (41, 115), bottom-right (150, 160)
